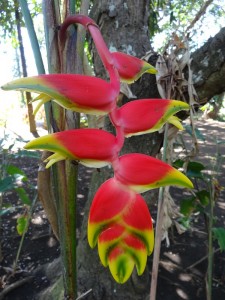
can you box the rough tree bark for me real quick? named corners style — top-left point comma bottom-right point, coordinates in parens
top-left (191, 27), bottom-right (225, 103)
top-left (76, 1), bottom-right (225, 300)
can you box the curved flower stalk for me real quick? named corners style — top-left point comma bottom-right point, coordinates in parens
top-left (24, 128), bottom-right (120, 168)
top-left (2, 15), bottom-right (120, 116)
top-left (1, 14), bottom-right (192, 284)
top-left (60, 15), bottom-right (157, 84)
top-left (111, 99), bottom-right (190, 137)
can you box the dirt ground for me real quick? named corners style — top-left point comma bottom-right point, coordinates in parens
top-left (0, 118), bottom-right (225, 300)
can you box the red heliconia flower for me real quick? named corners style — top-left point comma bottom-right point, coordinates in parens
top-left (1, 13), bottom-right (193, 286)
top-left (60, 15), bottom-right (120, 87)
top-left (60, 16), bottom-right (158, 84)
top-left (88, 178), bottom-right (154, 283)
top-left (24, 128), bottom-right (119, 168)
top-left (111, 52), bottom-right (157, 83)
top-left (111, 99), bottom-right (190, 137)
top-left (1, 74), bottom-right (119, 115)
top-left (114, 153), bottom-right (193, 193)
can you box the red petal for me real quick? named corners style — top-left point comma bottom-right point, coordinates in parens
top-left (111, 99), bottom-right (189, 136)
top-left (111, 52), bottom-right (157, 83)
top-left (2, 74), bottom-right (118, 115)
top-left (41, 74), bottom-right (118, 113)
top-left (115, 153), bottom-right (193, 192)
top-left (55, 128), bottom-right (118, 163)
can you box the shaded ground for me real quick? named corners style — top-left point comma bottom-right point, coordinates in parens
top-left (0, 119), bottom-right (225, 299)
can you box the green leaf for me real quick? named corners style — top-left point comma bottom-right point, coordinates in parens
top-left (6, 165), bottom-right (27, 180)
top-left (180, 196), bottom-right (196, 216)
top-left (173, 159), bottom-right (184, 169)
top-left (196, 190), bottom-right (210, 206)
top-left (15, 188), bottom-right (31, 205)
top-left (186, 161), bottom-right (205, 178)
top-left (212, 227), bottom-right (225, 251)
top-left (15, 149), bottom-right (40, 159)
top-left (0, 176), bottom-right (16, 193)
top-left (16, 216), bottom-right (29, 236)
top-left (184, 124), bottom-right (205, 141)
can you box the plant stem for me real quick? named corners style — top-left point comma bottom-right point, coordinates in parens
top-left (13, 194), bottom-right (38, 273)
top-left (206, 180), bottom-right (215, 300)
top-left (18, 0), bottom-right (52, 131)
top-left (150, 123), bottom-right (169, 300)
top-left (55, 161), bottom-right (77, 298)
top-left (18, 0), bottom-right (45, 74)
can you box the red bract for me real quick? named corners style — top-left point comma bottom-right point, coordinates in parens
top-left (111, 52), bottom-right (157, 83)
top-left (111, 99), bottom-right (190, 137)
top-left (24, 129), bottom-right (119, 168)
top-left (114, 153), bottom-right (193, 193)
top-left (2, 74), bottom-right (118, 115)
top-left (88, 178), bottom-right (154, 283)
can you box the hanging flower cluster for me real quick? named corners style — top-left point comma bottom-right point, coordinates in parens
top-left (1, 15), bottom-right (193, 283)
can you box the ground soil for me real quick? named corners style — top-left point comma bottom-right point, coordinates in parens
top-left (0, 118), bottom-right (225, 300)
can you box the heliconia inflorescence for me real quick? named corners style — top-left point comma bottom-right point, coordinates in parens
top-left (1, 14), bottom-right (193, 283)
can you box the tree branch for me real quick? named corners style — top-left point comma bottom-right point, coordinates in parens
top-left (191, 27), bottom-right (225, 103)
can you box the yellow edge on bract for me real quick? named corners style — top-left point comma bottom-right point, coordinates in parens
top-left (98, 236), bottom-right (122, 267)
top-left (24, 135), bottom-right (72, 158)
top-left (167, 115), bottom-right (184, 130)
top-left (123, 224), bottom-right (154, 256)
top-left (2, 77), bottom-right (110, 116)
top-left (125, 100), bottom-right (189, 137)
top-left (121, 61), bottom-right (157, 84)
top-left (128, 169), bottom-right (193, 194)
top-left (143, 61), bottom-right (158, 75)
top-left (108, 250), bottom-right (135, 284)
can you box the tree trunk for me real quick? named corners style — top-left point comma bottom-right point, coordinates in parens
top-left (77, 2), bottom-right (225, 300)
top-left (77, 1), bottom-right (159, 299)
top-left (14, 0), bottom-right (37, 136)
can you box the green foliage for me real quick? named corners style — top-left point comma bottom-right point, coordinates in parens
top-left (0, 133), bottom-right (39, 220)
top-left (0, 0), bottom-right (42, 39)
top-left (212, 227), bottom-right (225, 252)
top-left (16, 214), bottom-right (28, 235)
top-left (149, 0), bottom-right (225, 50)
top-left (184, 124), bottom-right (205, 141)
top-left (186, 161), bottom-right (205, 179)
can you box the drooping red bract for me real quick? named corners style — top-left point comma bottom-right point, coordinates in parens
top-left (114, 153), bottom-right (193, 192)
top-left (111, 52), bottom-right (157, 83)
top-left (24, 128), bottom-right (119, 168)
top-left (88, 178), bottom-right (154, 283)
top-left (2, 74), bottom-right (119, 115)
top-left (111, 99), bottom-right (190, 137)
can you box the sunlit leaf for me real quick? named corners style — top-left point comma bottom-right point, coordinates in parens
top-left (16, 215), bottom-right (28, 236)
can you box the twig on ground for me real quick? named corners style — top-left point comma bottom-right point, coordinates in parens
top-left (186, 248), bottom-right (220, 270)
top-left (0, 276), bottom-right (34, 300)
top-left (76, 289), bottom-right (92, 300)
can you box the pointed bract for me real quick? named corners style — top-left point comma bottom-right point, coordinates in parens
top-left (111, 52), bottom-right (157, 83)
top-left (115, 153), bottom-right (193, 192)
top-left (1, 74), bottom-right (119, 115)
top-left (88, 178), bottom-right (154, 283)
top-left (24, 129), bottom-right (119, 168)
top-left (108, 246), bottom-right (135, 283)
top-left (111, 99), bottom-right (189, 137)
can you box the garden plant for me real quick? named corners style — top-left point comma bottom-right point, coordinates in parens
top-left (1, 13), bottom-right (193, 297)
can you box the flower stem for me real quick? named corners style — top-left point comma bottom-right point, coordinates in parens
top-left (149, 123), bottom-right (169, 300)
